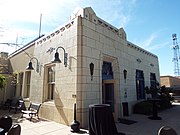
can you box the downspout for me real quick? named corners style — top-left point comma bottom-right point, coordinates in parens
top-left (99, 51), bottom-right (102, 103)
top-left (80, 16), bottom-right (84, 126)
top-left (77, 16), bottom-right (83, 125)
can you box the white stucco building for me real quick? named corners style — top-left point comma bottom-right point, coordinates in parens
top-left (7, 7), bottom-right (160, 128)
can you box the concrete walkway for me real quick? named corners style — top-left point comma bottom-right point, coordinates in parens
top-left (0, 109), bottom-right (88, 135)
top-left (20, 119), bottom-right (88, 135)
top-left (1, 103), bottom-right (180, 135)
top-left (116, 102), bottom-right (180, 135)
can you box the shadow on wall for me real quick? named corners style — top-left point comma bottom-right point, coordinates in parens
top-left (54, 88), bottom-right (69, 125)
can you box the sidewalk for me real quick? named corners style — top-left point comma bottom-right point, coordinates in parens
top-left (116, 102), bottom-right (180, 135)
top-left (0, 109), bottom-right (88, 135)
top-left (1, 103), bottom-right (180, 135)
top-left (20, 119), bottom-right (88, 135)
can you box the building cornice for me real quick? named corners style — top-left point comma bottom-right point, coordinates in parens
top-left (127, 41), bottom-right (158, 59)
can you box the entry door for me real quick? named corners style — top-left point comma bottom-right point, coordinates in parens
top-left (102, 80), bottom-right (116, 113)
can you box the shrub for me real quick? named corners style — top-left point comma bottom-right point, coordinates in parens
top-left (144, 85), bottom-right (173, 110)
top-left (159, 94), bottom-right (172, 109)
top-left (158, 86), bottom-right (173, 109)
top-left (133, 101), bottom-right (153, 115)
top-left (0, 74), bottom-right (6, 90)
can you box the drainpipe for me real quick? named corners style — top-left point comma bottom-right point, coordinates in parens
top-left (80, 16), bottom-right (83, 127)
top-left (75, 16), bottom-right (83, 126)
top-left (70, 103), bottom-right (80, 132)
top-left (99, 51), bottom-right (102, 103)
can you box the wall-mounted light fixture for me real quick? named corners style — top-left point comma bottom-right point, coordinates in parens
top-left (89, 63), bottom-right (94, 81)
top-left (52, 46), bottom-right (68, 67)
top-left (123, 69), bottom-right (127, 83)
top-left (26, 57), bottom-right (40, 73)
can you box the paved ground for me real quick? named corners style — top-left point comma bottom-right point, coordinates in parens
top-left (116, 102), bottom-right (180, 135)
top-left (1, 102), bottom-right (180, 135)
top-left (0, 109), bottom-right (88, 135)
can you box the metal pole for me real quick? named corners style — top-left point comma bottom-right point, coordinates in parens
top-left (39, 14), bottom-right (42, 38)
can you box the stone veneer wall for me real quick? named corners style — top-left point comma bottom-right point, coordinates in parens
top-left (74, 7), bottom-right (160, 127)
top-left (19, 7), bottom-right (160, 128)
top-left (30, 18), bottom-right (79, 125)
top-left (8, 44), bottom-right (35, 99)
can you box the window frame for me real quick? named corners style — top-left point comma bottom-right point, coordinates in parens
top-left (24, 71), bottom-right (31, 98)
top-left (150, 73), bottom-right (156, 88)
top-left (44, 64), bottom-right (55, 101)
top-left (136, 69), bottom-right (145, 100)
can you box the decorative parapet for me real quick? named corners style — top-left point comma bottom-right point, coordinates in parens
top-left (72, 7), bottom-right (127, 40)
top-left (36, 21), bottom-right (74, 45)
top-left (97, 19), bottom-right (120, 35)
top-left (36, 7), bottom-right (128, 45)
top-left (127, 42), bottom-right (158, 59)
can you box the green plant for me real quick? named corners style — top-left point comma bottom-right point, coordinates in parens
top-left (145, 85), bottom-right (173, 109)
top-left (0, 74), bottom-right (6, 89)
top-left (158, 85), bottom-right (173, 109)
top-left (145, 86), bottom-right (160, 98)
top-left (133, 101), bottom-right (153, 115)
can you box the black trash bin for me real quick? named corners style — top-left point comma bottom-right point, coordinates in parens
top-left (122, 102), bottom-right (129, 116)
top-left (89, 104), bottom-right (118, 135)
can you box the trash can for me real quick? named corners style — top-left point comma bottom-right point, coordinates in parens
top-left (89, 104), bottom-right (118, 135)
top-left (122, 102), bottom-right (129, 116)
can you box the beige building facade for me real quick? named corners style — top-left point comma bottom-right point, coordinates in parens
top-left (7, 7), bottom-right (160, 128)
top-left (160, 75), bottom-right (180, 93)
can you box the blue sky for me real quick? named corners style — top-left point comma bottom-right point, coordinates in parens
top-left (0, 0), bottom-right (180, 76)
